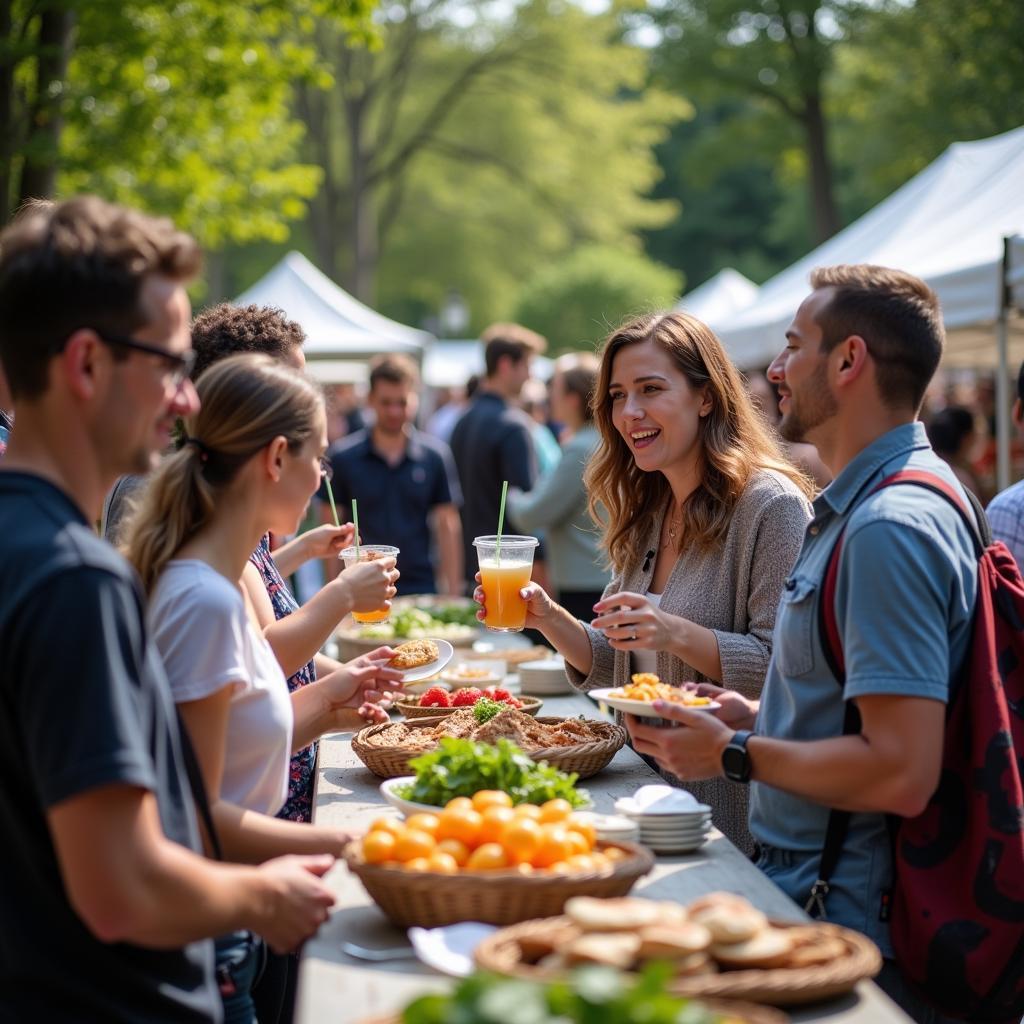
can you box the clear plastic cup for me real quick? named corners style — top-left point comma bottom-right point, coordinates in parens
top-left (339, 544), bottom-right (400, 623)
top-left (473, 535), bottom-right (538, 633)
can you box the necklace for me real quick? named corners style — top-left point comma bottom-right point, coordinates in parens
top-left (661, 505), bottom-right (684, 549)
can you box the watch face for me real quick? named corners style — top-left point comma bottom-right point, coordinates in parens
top-left (723, 735), bottom-right (750, 781)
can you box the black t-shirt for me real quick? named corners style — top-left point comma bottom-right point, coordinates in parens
top-left (449, 392), bottom-right (537, 589)
top-left (327, 428), bottom-right (462, 595)
top-left (0, 472), bottom-right (220, 1023)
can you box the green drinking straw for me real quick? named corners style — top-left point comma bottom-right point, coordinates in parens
top-left (324, 475), bottom-right (340, 528)
top-left (351, 498), bottom-right (361, 561)
top-left (495, 480), bottom-right (509, 564)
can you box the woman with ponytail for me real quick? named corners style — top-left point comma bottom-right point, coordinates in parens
top-left (124, 353), bottom-right (400, 1022)
top-left (475, 312), bottom-right (815, 851)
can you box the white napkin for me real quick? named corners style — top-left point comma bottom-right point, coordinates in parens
top-left (408, 922), bottom-right (498, 977)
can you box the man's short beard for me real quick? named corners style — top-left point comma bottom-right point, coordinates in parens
top-left (779, 360), bottom-right (837, 443)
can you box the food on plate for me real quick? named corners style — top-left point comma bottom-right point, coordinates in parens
top-left (366, 708), bottom-right (611, 754)
top-left (564, 933), bottom-right (642, 969)
top-left (689, 893), bottom-right (768, 944)
top-left (708, 930), bottom-right (794, 970)
top-left (565, 896), bottom-right (666, 932)
top-left (396, 736), bottom-right (589, 808)
top-left (613, 673), bottom-right (712, 706)
top-left (443, 664), bottom-right (500, 683)
top-left (355, 798), bottom-right (616, 874)
top-left (779, 926), bottom-right (849, 967)
top-left (411, 687), bottom-right (525, 715)
top-left (388, 638), bottom-right (440, 669)
top-left (503, 893), bottom-right (849, 978)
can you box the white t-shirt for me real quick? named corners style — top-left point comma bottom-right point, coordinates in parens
top-left (150, 560), bottom-right (293, 815)
top-left (631, 591), bottom-right (662, 677)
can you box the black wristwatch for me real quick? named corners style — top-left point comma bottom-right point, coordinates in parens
top-left (722, 730), bottom-right (754, 784)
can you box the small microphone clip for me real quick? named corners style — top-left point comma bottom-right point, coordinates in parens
top-left (642, 549), bottom-right (655, 573)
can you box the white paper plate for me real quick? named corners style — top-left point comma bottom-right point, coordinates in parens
top-left (408, 922), bottom-right (498, 977)
top-left (645, 838), bottom-right (708, 853)
top-left (588, 687), bottom-right (720, 719)
top-left (396, 639), bottom-right (455, 683)
top-left (379, 777), bottom-right (445, 817)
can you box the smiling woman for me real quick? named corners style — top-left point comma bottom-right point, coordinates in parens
top-left (475, 311), bottom-right (816, 852)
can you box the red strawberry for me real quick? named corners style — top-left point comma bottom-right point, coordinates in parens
top-left (491, 688), bottom-right (514, 703)
top-left (452, 687), bottom-right (484, 707)
top-left (419, 686), bottom-right (450, 708)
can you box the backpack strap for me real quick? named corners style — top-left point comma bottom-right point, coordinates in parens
top-left (175, 707), bottom-right (224, 861)
top-left (809, 468), bottom-right (981, 918)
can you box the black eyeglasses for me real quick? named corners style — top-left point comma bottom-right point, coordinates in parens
top-left (91, 329), bottom-right (196, 389)
top-left (319, 456), bottom-right (333, 482)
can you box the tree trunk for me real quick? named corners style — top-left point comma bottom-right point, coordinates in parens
top-left (0, 0), bottom-right (18, 221)
top-left (296, 76), bottom-right (339, 281)
top-left (803, 91), bottom-right (840, 243)
top-left (344, 92), bottom-right (378, 303)
top-left (18, 5), bottom-right (75, 207)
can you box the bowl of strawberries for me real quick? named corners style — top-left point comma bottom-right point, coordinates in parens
top-left (395, 686), bottom-right (543, 719)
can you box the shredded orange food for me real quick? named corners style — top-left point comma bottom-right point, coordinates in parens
top-left (612, 673), bottom-right (711, 706)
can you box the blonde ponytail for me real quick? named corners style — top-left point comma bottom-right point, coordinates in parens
top-left (123, 353), bottom-right (323, 594)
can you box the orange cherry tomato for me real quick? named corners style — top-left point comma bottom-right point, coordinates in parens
top-left (362, 830), bottom-right (397, 864)
top-left (444, 796), bottom-right (474, 812)
top-left (500, 817), bottom-right (542, 864)
top-left (512, 803), bottom-right (543, 821)
top-left (531, 825), bottom-right (574, 869)
top-left (405, 813), bottom-right (441, 837)
top-left (436, 838), bottom-right (471, 866)
top-left (538, 798), bottom-right (573, 824)
top-left (436, 807), bottom-right (483, 848)
top-left (392, 828), bottom-right (436, 863)
top-left (368, 817), bottom-right (405, 838)
top-left (478, 806), bottom-right (516, 845)
top-left (425, 851), bottom-right (459, 874)
top-left (471, 790), bottom-right (513, 813)
top-left (466, 842), bottom-right (509, 871)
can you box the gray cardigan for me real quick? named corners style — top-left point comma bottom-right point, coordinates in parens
top-left (506, 425), bottom-right (609, 592)
top-left (565, 468), bottom-right (812, 851)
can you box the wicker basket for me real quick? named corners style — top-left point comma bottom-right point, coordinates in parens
top-left (344, 839), bottom-right (654, 928)
top-left (350, 716), bottom-right (626, 780)
top-left (474, 916), bottom-right (882, 1007)
top-left (395, 695), bottom-right (544, 719)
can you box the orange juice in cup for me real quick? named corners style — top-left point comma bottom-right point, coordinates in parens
top-left (474, 535), bottom-right (538, 632)
top-left (339, 544), bottom-right (399, 624)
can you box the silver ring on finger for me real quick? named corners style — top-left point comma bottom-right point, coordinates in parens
top-left (630, 629), bottom-right (638, 641)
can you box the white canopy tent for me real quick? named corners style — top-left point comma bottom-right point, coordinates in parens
top-left (715, 126), bottom-right (1024, 371)
top-left (234, 251), bottom-right (434, 365)
top-left (423, 339), bottom-right (553, 389)
top-left (674, 268), bottom-right (759, 327)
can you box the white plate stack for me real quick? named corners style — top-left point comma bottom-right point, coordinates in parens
top-left (518, 656), bottom-right (573, 696)
top-left (614, 784), bottom-right (712, 854)
top-left (572, 811), bottom-right (640, 845)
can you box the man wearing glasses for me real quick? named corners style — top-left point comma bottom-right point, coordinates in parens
top-left (0, 197), bottom-right (337, 1022)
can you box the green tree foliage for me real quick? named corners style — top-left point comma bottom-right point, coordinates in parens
top-left (1, 0), bottom-right (377, 244)
top-left (831, 0), bottom-right (1024, 207)
top-left (645, 0), bottom-right (857, 245)
top-left (297, 0), bottom-right (688, 321)
top-left (513, 244), bottom-right (682, 354)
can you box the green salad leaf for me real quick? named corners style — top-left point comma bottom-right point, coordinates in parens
top-left (396, 737), bottom-right (589, 808)
top-left (401, 966), bottom-right (725, 1024)
top-left (472, 698), bottom-right (505, 724)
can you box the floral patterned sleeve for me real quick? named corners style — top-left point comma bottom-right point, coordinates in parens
top-left (249, 534), bottom-right (318, 823)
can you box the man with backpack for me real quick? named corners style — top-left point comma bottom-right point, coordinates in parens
top-left (627, 265), bottom-right (1024, 1023)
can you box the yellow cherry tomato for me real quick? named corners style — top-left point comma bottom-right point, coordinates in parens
top-left (392, 828), bottom-right (436, 862)
top-left (362, 830), bottom-right (397, 864)
top-left (466, 842), bottom-right (509, 871)
top-left (405, 813), bottom-right (441, 837)
top-left (471, 789), bottom-right (514, 813)
top-left (478, 806), bottom-right (516, 845)
top-left (539, 798), bottom-right (573, 823)
top-left (436, 838), bottom-right (471, 866)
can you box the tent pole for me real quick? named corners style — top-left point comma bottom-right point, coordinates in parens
top-left (996, 236), bottom-right (1013, 495)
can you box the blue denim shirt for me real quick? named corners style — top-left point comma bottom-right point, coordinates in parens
top-left (749, 422), bottom-right (978, 955)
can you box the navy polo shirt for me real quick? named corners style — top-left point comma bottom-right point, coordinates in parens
top-left (327, 428), bottom-right (462, 595)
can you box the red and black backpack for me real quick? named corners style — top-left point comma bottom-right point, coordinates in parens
top-left (814, 469), bottom-right (1024, 1022)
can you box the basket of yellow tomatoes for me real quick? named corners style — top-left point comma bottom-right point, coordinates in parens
top-left (344, 791), bottom-right (655, 929)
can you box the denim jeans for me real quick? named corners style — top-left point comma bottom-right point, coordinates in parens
top-left (215, 931), bottom-right (264, 1024)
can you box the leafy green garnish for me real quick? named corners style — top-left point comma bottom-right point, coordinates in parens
top-left (401, 966), bottom-right (725, 1024)
top-left (472, 698), bottom-right (505, 724)
top-left (397, 737), bottom-right (588, 808)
